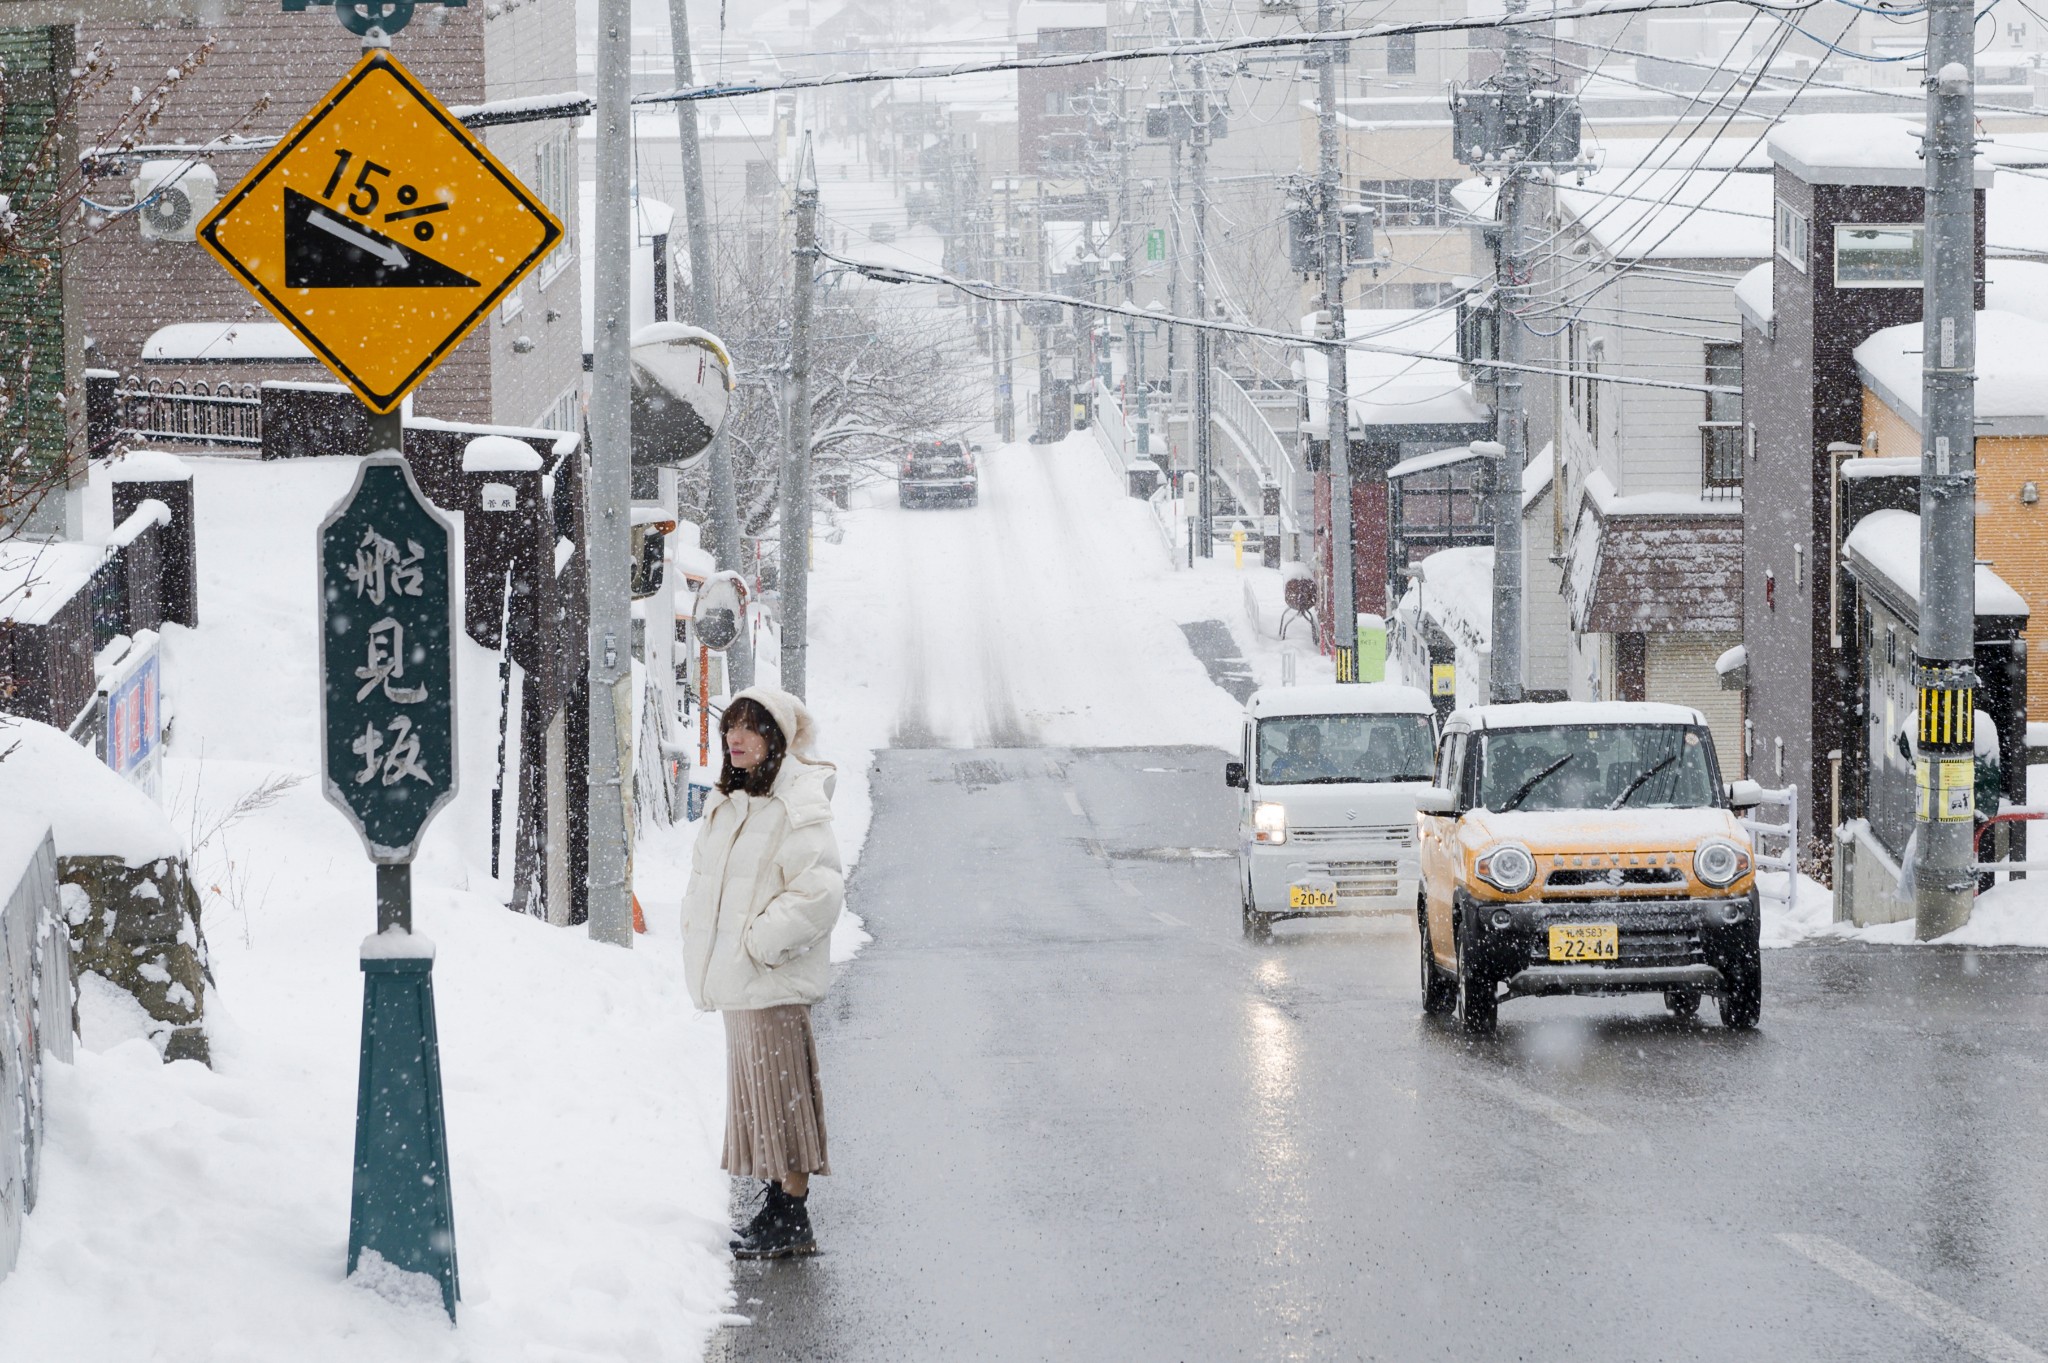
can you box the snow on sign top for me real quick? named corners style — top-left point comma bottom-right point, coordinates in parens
top-left (1767, 114), bottom-right (1995, 189)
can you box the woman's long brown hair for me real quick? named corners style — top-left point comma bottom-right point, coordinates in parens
top-left (716, 697), bottom-right (787, 796)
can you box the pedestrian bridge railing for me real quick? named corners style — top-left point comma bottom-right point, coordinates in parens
top-left (1209, 368), bottom-right (1300, 537)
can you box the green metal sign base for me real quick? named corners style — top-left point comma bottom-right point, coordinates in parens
top-left (347, 952), bottom-right (459, 1320)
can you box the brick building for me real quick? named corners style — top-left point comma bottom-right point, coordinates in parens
top-left (69, 2), bottom-right (582, 431)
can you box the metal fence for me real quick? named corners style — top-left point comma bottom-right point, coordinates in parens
top-left (114, 376), bottom-right (262, 450)
top-left (1739, 783), bottom-right (1800, 918)
top-left (0, 828), bottom-right (75, 1285)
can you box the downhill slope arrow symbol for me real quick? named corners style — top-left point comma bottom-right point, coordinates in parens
top-left (284, 189), bottom-right (481, 289)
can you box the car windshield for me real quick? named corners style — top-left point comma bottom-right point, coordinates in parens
top-left (1476, 725), bottom-right (1720, 813)
top-left (1256, 713), bottom-right (1435, 786)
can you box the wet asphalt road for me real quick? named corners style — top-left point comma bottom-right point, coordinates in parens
top-left (708, 747), bottom-right (2048, 1363)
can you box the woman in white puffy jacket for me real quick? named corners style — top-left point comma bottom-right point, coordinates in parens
top-left (680, 685), bottom-right (844, 1260)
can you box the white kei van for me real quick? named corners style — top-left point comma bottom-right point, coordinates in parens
top-left (1225, 683), bottom-right (1437, 938)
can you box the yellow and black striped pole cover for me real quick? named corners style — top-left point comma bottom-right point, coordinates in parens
top-left (1918, 686), bottom-right (1975, 748)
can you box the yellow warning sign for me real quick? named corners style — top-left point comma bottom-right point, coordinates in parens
top-left (199, 51), bottom-right (563, 414)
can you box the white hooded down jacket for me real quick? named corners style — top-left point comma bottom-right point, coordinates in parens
top-left (680, 687), bottom-right (845, 1012)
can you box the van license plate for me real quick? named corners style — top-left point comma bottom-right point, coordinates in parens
top-left (1289, 885), bottom-right (1338, 910)
top-left (1549, 924), bottom-right (1619, 961)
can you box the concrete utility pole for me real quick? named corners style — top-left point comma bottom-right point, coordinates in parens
top-left (780, 137), bottom-right (820, 700)
top-left (1914, 0), bottom-right (1979, 938)
top-left (1488, 0), bottom-right (1530, 704)
top-left (997, 176), bottom-right (1015, 443)
top-left (585, 0), bottom-right (635, 946)
top-left (1316, 0), bottom-right (1356, 681)
top-left (666, 0), bottom-right (753, 688)
top-left (1190, 1), bottom-right (1215, 559)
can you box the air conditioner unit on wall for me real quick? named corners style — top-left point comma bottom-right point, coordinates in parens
top-left (131, 160), bottom-right (218, 244)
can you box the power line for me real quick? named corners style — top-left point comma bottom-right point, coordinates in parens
top-left (632, 0), bottom-right (1824, 106)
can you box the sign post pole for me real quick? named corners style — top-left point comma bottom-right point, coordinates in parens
top-left (318, 456), bottom-right (460, 1320)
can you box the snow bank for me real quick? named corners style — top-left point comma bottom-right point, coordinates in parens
top-left (0, 717), bottom-right (180, 866)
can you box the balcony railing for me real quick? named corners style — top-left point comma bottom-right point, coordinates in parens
top-left (1701, 422), bottom-right (1743, 501)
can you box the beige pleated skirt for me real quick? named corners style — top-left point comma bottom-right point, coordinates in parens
top-left (722, 1004), bottom-right (831, 1179)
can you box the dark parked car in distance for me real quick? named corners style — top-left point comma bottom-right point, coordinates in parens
top-left (899, 440), bottom-right (979, 508)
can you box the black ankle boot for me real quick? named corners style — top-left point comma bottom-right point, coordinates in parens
top-left (731, 1181), bottom-right (786, 1250)
top-left (732, 1189), bottom-right (817, 1260)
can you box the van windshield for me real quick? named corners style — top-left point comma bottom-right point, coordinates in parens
top-left (1256, 713), bottom-right (1435, 786)
top-left (1477, 725), bottom-right (1721, 813)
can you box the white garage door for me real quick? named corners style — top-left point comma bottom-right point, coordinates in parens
top-left (1648, 632), bottom-right (1745, 779)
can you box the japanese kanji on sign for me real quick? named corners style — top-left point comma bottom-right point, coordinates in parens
top-left (318, 455), bottom-right (458, 861)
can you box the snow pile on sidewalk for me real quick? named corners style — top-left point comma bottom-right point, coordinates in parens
top-left (1757, 868), bottom-right (2048, 949)
top-left (0, 455), bottom-right (735, 1361)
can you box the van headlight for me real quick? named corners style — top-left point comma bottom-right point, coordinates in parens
top-left (1475, 842), bottom-right (1536, 893)
top-left (1694, 838), bottom-right (1751, 888)
top-left (1253, 801), bottom-right (1287, 845)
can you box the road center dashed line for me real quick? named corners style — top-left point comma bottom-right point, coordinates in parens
top-left (1469, 1073), bottom-right (1610, 1135)
top-left (1150, 910), bottom-right (1186, 927)
top-left (1776, 1234), bottom-right (2048, 1363)
top-left (1063, 789), bottom-right (1085, 816)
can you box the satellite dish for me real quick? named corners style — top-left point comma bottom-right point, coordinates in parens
top-left (631, 324), bottom-right (735, 472)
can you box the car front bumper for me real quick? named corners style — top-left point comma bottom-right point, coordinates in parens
top-left (1245, 845), bottom-right (1418, 919)
top-left (1457, 891), bottom-right (1760, 998)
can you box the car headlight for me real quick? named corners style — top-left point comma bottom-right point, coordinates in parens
top-left (1694, 838), bottom-right (1751, 888)
top-left (1253, 801), bottom-right (1287, 845)
top-left (1475, 842), bottom-right (1536, 893)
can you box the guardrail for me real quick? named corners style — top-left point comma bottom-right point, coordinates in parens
top-left (1211, 367), bottom-right (1299, 535)
top-left (1739, 783), bottom-right (1800, 917)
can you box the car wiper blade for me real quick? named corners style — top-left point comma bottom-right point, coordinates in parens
top-left (1610, 754), bottom-right (1678, 809)
top-left (1500, 754), bottom-right (1573, 812)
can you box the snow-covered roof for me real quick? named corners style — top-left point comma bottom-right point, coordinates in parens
top-left (1856, 311), bottom-right (2048, 434)
top-left (1986, 258), bottom-right (2048, 321)
top-left (0, 716), bottom-right (181, 866)
top-left (1246, 682), bottom-right (1433, 719)
top-left (1844, 509), bottom-right (2030, 617)
top-left (1987, 172), bottom-right (2048, 260)
top-left (142, 321), bottom-right (315, 364)
top-left (1522, 444), bottom-right (1553, 512)
top-left (1298, 309), bottom-right (1490, 437)
top-left (1768, 114), bottom-right (1994, 189)
top-left (1451, 700), bottom-right (1710, 731)
top-left (1016, 0), bottom-right (1106, 29)
top-left (1386, 443), bottom-right (1486, 480)
top-left (1734, 262), bottom-right (1772, 333)
top-left (1555, 166), bottom-right (1772, 261)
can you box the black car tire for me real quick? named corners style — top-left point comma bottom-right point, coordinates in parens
top-left (1241, 880), bottom-right (1271, 942)
top-left (1717, 957), bottom-right (1762, 1030)
top-left (1456, 931), bottom-right (1497, 1035)
top-left (1664, 989), bottom-right (1701, 1019)
top-left (899, 490), bottom-right (912, 508)
top-left (966, 492), bottom-right (979, 507)
top-left (1420, 905), bottom-right (1457, 1016)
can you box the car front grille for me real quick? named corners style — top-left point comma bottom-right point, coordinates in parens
top-left (1292, 824), bottom-right (1414, 847)
top-left (1543, 866), bottom-right (1685, 891)
top-left (1524, 903), bottom-right (1704, 968)
top-left (1309, 859), bottom-right (1403, 898)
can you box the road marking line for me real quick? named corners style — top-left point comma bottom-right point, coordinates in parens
top-left (1118, 880), bottom-right (1142, 899)
top-left (1471, 1074), bottom-right (1609, 1135)
top-left (1776, 1234), bottom-right (2048, 1363)
top-left (1063, 789), bottom-right (1084, 816)
top-left (1150, 910), bottom-right (1186, 927)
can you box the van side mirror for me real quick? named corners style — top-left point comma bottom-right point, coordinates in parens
top-left (1224, 761), bottom-right (1247, 790)
top-left (1726, 779), bottom-right (1765, 811)
top-left (1415, 785), bottom-right (1456, 816)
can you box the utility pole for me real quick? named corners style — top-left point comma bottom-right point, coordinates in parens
top-left (585, 0), bottom-right (635, 946)
top-left (780, 137), bottom-right (819, 699)
top-left (666, 0), bottom-right (752, 688)
top-left (1914, 0), bottom-right (1979, 937)
top-left (997, 176), bottom-right (1015, 442)
top-left (1488, 0), bottom-right (1529, 704)
top-left (1316, 0), bottom-right (1356, 680)
top-left (1190, 0), bottom-right (1215, 558)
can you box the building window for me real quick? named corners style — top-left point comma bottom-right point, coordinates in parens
top-left (533, 131), bottom-right (576, 287)
top-left (1775, 200), bottom-right (1809, 273)
top-left (1388, 34), bottom-right (1417, 75)
top-left (1358, 179), bottom-right (1463, 228)
top-left (1577, 337), bottom-right (1603, 445)
top-left (1702, 341), bottom-right (1743, 493)
top-left (745, 160), bottom-right (775, 198)
top-left (538, 385), bottom-right (580, 434)
top-left (1834, 223), bottom-right (1924, 288)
